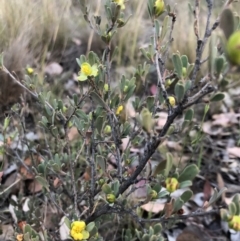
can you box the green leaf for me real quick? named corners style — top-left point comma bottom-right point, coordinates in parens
top-left (143, 234), bottom-right (150, 241)
top-left (173, 197), bottom-right (184, 212)
top-left (35, 176), bottom-right (49, 192)
top-left (220, 8), bottom-right (235, 39)
top-left (153, 224), bottom-right (162, 235)
top-left (64, 217), bottom-right (71, 229)
top-left (158, 190), bottom-right (168, 198)
top-left (155, 19), bottom-right (160, 38)
top-left (112, 180), bottom-right (120, 196)
top-left (153, 160), bottom-right (166, 176)
top-left (186, 63), bottom-right (194, 78)
top-left (160, 16), bottom-right (169, 41)
top-left (180, 189), bottom-right (193, 203)
top-left (210, 92), bottom-right (225, 102)
top-left (233, 194), bottom-right (240, 204)
top-left (24, 224), bottom-right (33, 235)
top-left (146, 96), bottom-right (155, 111)
top-left (95, 116), bottom-right (104, 134)
top-left (90, 91), bottom-right (109, 110)
top-left (172, 54), bottom-right (183, 78)
top-left (181, 55), bottom-right (188, 68)
top-left (215, 57), bottom-right (224, 75)
top-left (174, 83), bottom-right (185, 102)
top-left (220, 208), bottom-right (229, 221)
top-left (96, 155), bottom-right (106, 173)
top-left (153, 183), bottom-right (161, 193)
top-left (88, 51), bottom-right (96, 65)
top-left (208, 188), bottom-right (220, 207)
top-left (164, 152), bottom-right (173, 177)
top-left (179, 180), bottom-right (192, 189)
top-left (184, 108), bottom-right (194, 121)
top-left (75, 109), bottom-right (88, 122)
top-left (86, 222), bottom-right (95, 232)
top-left (102, 183), bottom-right (112, 194)
top-left (185, 79), bottom-right (192, 92)
top-left (150, 235), bottom-right (158, 241)
top-left (229, 202), bottom-right (237, 216)
top-left (178, 164), bottom-right (199, 182)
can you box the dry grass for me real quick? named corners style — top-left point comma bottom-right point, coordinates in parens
top-left (0, 0), bottom-right (75, 62)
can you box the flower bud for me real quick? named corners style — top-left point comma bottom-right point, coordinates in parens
top-left (168, 96), bottom-right (176, 107)
top-left (116, 105), bottom-right (124, 115)
top-left (104, 83), bottom-right (109, 92)
top-left (98, 179), bottom-right (105, 186)
top-left (182, 67), bottom-right (187, 78)
top-left (104, 125), bottom-right (112, 134)
top-left (107, 193), bottom-right (116, 203)
top-left (226, 30), bottom-right (240, 66)
top-left (123, 85), bottom-right (128, 93)
top-left (228, 215), bottom-right (240, 231)
top-left (150, 190), bottom-right (158, 199)
top-left (165, 177), bottom-right (179, 193)
top-left (165, 79), bottom-right (172, 88)
top-left (154, 0), bottom-right (165, 18)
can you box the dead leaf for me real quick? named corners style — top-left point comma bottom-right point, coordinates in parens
top-left (0, 171), bottom-right (3, 182)
top-left (202, 121), bottom-right (223, 135)
top-left (141, 201), bottom-right (165, 213)
top-left (166, 141), bottom-right (182, 151)
top-left (157, 112), bottom-right (168, 129)
top-left (28, 179), bottom-right (43, 193)
top-left (0, 224), bottom-right (14, 240)
top-left (19, 155), bottom-right (42, 180)
top-left (68, 127), bottom-right (80, 141)
top-left (164, 199), bottom-right (174, 218)
top-left (227, 147), bottom-right (240, 158)
top-left (203, 180), bottom-right (212, 202)
top-left (53, 177), bottom-right (61, 188)
top-left (176, 230), bottom-right (202, 241)
top-left (217, 172), bottom-right (226, 202)
top-left (45, 62), bottom-right (63, 76)
top-left (212, 112), bottom-right (240, 127)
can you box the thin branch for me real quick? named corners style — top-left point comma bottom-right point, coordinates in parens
top-left (161, 10), bottom-right (177, 72)
top-left (139, 208), bottom-right (220, 223)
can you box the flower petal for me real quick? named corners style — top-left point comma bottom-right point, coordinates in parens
top-left (82, 230), bottom-right (90, 239)
top-left (77, 73), bottom-right (88, 81)
top-left (91, 64), bottom-right (98, 77)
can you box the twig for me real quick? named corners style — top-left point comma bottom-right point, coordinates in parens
top-left (64, 119), bottom-right (79, 217)
top-left (0, 178), bottom-right (21, 195)
top-left (191, 0), bottom-right (233, 84)
top-left (191, 0), bottom-right (213, 83)
top-left (153, 21), bottom-right (170, 115)
top-left (105, 44), bottom-right (123, 180)
top-left (2, 65), bottom-right (38, 100)
top-left (161, 10), bottom-right (177, 72)
top-left (90, 102), bottom-right (96, 209)
top-left (139, 208), bottom-right (219, 223)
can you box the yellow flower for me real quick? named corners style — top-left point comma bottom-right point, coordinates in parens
top-left (228, 215), bottom-right (240, 231)
top-left (70, 221), bottom-right (90, 240)
top-left (26, 67), bottom-right (34, 75)
top-left (154, 0), bottom-right (165, 17)
top-left (16, 234), bottom-right (23, 241)
top-left (78, 62), bottom-right (98, 81)
top-left (226, 30), bottom-right (240, 66)
top-left (113, 0), bottom-right (125, 9)
top-left (116, 105), bottom-right (123, 115)
top-left (165, 177), bottom-right (179, 193)
top-left (168, 96), bottom-right (176, 107)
